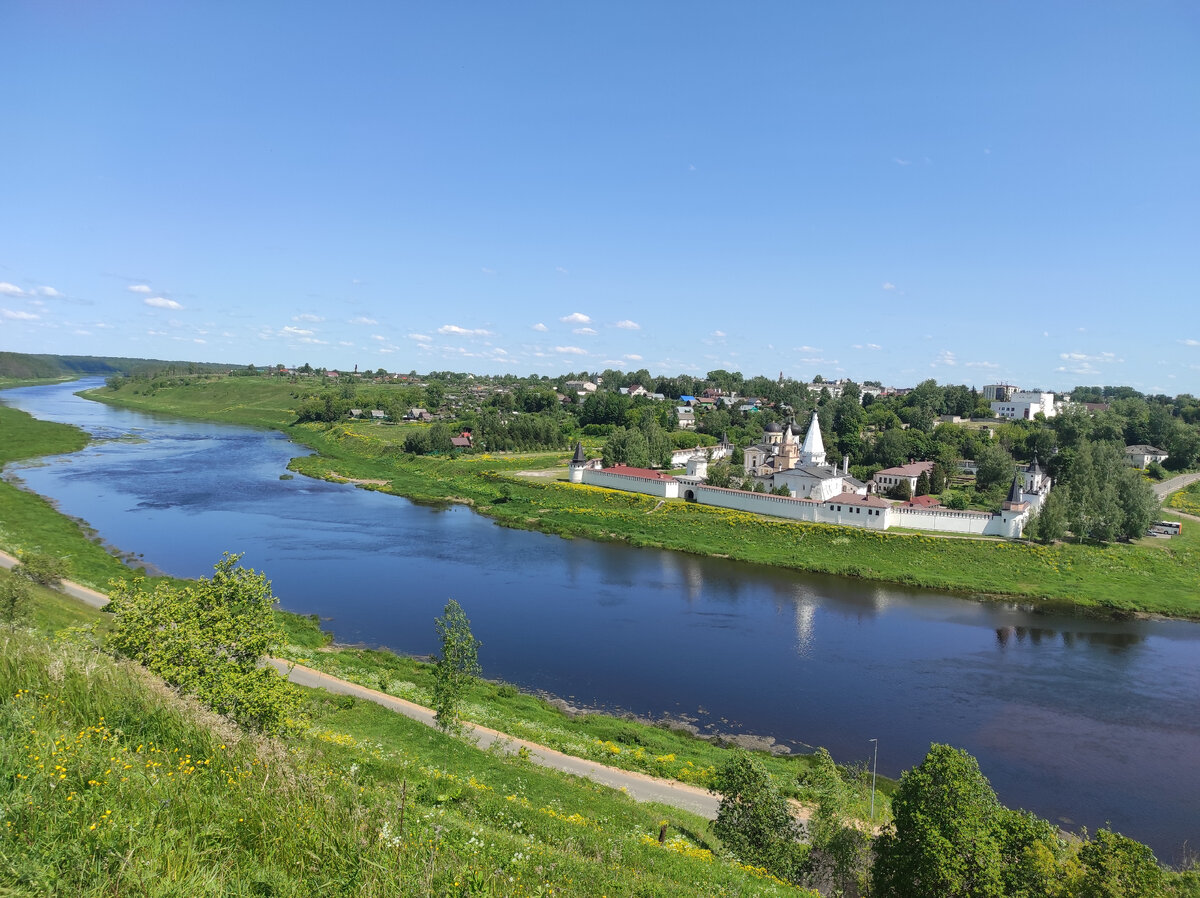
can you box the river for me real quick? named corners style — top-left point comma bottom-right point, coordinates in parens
top-left (3, 379), bottom-right (1198, 860)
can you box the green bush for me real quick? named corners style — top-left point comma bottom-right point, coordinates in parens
top-left (15, 551), bottom-right (67, 587)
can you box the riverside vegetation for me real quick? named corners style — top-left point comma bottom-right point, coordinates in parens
top-left (83, 374), bottom-right (1200, 618)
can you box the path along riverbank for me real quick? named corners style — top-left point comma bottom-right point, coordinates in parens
top-left (0, 549), bottom-right (778, 822)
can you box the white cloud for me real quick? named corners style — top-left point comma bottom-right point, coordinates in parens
top-left (2, 308), bottom-right (39, 320)
top-left (145, 296), bottom-right (183, 310)
top-left (371, 334), bottom-right (386, 341)
top-left (852, 343), bottom-right (883, 351)
top-left (894, 158), bottom-right (911, 166)
top-left (882, 282), bottom-right (895, 291)
top-left (281, 326), bottom-right (314, 336)
top-left (293, 313), bottom-right (324, 322)
top-left (407, 333), bottom-right (432, 343)
top-left (615, 319), bottom-right (640, 330)
top-left (532, 322), bottom-right (549, 332)
top-left (193, 338), bottom-right (206, 344)
top-left (624, 354), bottom-right (643, 361)
top-left (73, 329), bottom-right (91, 336)
top-left (554, 346), bottom-right (588, 355)
top-left (0, 283), bottom-right (26, 296)
top-left (438, 324), bottom-right (493, 336)
top-left (933, 350), bottom-right (957, 367)
top-left (560, 312), bottom-right (591, 324)
top-left (555, 267), bottom-right (568, 274)
top-left (964, 361), bottom-right (1000, 369)
top-left (38, 286), bottom-right (62, 297)
top-left (573, 327), bottom-right (598, 335)
top-left (481, 267), bottom-right (496, 275)
top-left (128, 284), bottom-right (153, 294)
top-left (349, 316), bottom-right (378, 325)
top-left (1179, 339), bottom-right (1200, 347)
top-left (711, 330), bottom-right (726, 338)
top-left (795, 345), bottom-right (821, 353)
top-left (1059, 351), bottom-right (1120, 363)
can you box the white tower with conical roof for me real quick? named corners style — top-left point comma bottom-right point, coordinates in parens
top-left (799, 411), bottom-right (826, 467)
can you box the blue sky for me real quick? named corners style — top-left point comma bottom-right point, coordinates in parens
top-left (2, 2), bottom-right (1198, 393)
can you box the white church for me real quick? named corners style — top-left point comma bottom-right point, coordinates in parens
top-left (743, 413), bottom-right (868, 500)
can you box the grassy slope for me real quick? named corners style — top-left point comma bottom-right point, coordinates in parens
top-left (88, 379), bottom-right (1200, 618)
top-left (2, 585), bottom-right (814, 896)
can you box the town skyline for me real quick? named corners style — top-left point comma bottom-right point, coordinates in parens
top-left (2, 3), bottom-right (1197, 393)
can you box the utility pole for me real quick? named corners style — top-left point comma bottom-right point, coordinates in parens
top-left (869, 738), bottom-right (879, 822)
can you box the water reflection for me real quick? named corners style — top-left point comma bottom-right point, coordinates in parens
top-left (995, 626), bottom-right (1146, 651)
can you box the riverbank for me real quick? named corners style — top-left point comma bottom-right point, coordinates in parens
top-left (81, 379), bottom-right (1200, 619)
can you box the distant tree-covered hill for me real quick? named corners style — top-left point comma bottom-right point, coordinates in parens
top-left (0, 352), bottom-right (233, 379)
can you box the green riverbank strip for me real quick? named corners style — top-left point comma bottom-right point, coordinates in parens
top-left (83, 379), bottom-right (1200, 619)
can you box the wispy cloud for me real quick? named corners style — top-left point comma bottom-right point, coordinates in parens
top-left (882, 282), bottom-right (896, 291)
top-left (932, 350), bottom-right (957, 367)
top-left (554, 345), bottom-right (588, 355)
top-left (624, 354), bottom-right (642, 361)
top-left (1, 308), bottom-right (39, 320)
top-left (438, 324), bottom-right (493, 336)
top-left (1059, 351), bottom-right (1121, 363)
top-left (852, 343), bottom-right (883, 351)
top-left (964, 361), bottom-right (1000, 369)
top-left (1179, 339), bottom-right (1200, 347)
top-left (531, 322), bottom-right (548, 332)
top-left (893, 158), bottom-right (911, 166)
top-left (349, 316), bottom-right (377, 325)
top-left (293, 313), bottom-right (324, 323)
top-left (0, 283), bottom-right (26, 296)
top-left (128, 284), bottom-right (153, 294)
top-left (38, 286), bottom-right (62, 297)
top-left (144, 297), bottom-right (184, 310)
top-left (281, 326), bottom-right (314, 337)
top-left (555, 267), bottom-right (568, 275)
top-left (615, 319), bottom-right (640, 330)
top-left (560, 312), bottom-right (591, 324)
top-left (408, 333), bottom-right (432, 343)
top-left (573, 327), bottom-right (598, 335)
top-left (711, 330), bottom-right (726, 338)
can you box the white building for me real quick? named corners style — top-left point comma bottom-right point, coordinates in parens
top-left (991, 391), bottom-right (1057, 420)
top-left (982, 383), bottom-right (1019, 402)
top-left (1125, 445), bottom-right (1169, 469)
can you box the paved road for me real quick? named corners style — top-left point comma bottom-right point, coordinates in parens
top-left (0, 551), bottom-right (721, 818)
top-left (1153, 471), bottom-right (1200, 501)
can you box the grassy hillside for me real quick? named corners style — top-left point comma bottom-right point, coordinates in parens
top-left (86, 377), bottom-right (1200, 618)
top-left (1, 584), bottom-right (816, 896)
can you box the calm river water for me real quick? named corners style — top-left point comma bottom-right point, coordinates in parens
top-left (3, 379), bottom-right (1198, 860)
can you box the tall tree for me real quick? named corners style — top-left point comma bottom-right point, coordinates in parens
top-left (432, 599), bottom-right (482, 735)
top-left (872, 744), bottom-right (1005, 898)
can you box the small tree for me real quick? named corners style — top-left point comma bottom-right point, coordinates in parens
top-left (887, 479), bottom-right (912, 501)
top-left (710, 751), bottom-right (806, 882)
top-left (914, 471), bottom-right (930, 497)
top-left (108, 554), bottom-right (300, 734)
top-left (432, 599), bottom-right (481, 735)
top-left (0, 574), bottom-right (33, 630)
top-left (16, 551), bottom-right (66, 587)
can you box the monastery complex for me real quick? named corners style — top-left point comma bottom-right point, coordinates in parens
top-left (570, 412), bottom-right (1052, 538)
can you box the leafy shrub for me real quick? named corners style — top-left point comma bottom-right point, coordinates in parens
top-left (16, 551), bottom-right (67, 586)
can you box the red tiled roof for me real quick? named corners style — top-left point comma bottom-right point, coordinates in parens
top-left (902, 494), bottom-right (942, 508)
top-left (602, 465), bottom-right (677, 482)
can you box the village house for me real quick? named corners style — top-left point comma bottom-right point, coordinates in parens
top-left (1125, 444), bottom-right (1169, 469)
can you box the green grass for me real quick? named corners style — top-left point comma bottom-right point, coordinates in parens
top-left (88, 378), bottom-right (1200, 618)
top-left (1165, 481), bottom-right (1200, 517)
top-left (275, 642), bottom-right (894, 821)
top-left (2, 589), bottom-right (817, 896)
